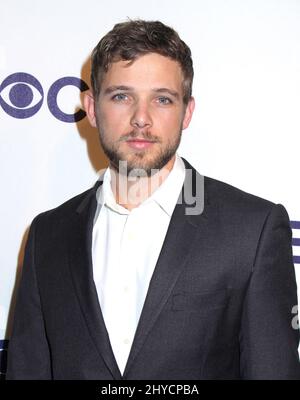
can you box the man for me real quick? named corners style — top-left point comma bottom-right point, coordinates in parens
top-left (6, 19), bottom-right (300, 379)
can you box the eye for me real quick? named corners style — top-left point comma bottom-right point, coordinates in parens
top-left (111, 93), bottom-right (128, 102)
top-left (157, 96), bottom-right (173, 105)
top-left (0, 72), bottom-right (43, 118)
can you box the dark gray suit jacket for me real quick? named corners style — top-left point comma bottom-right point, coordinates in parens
top-left (6, 158), bottom-right (300, 379)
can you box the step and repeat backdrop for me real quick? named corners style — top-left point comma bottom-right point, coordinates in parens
top-left (0, 0), bottom-right (299, 378)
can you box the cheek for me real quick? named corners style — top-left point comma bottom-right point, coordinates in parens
top-left (99, 106), bottom-right (130, 131)
top-left (155, 109), bottom-right (183, 131)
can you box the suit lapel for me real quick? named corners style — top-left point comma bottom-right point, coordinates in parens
top-left (68, 179), bottom-right (122, 379)
top-left (123, 159), bottom-right (214, 376)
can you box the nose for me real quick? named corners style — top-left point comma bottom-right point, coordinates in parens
top-left (130, 100), bottom-right (153, 129)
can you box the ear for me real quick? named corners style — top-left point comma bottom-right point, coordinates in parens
top-left (182, 97), bottom-right (195, 130)
top-left (83, 90), bottom-right (97, 127)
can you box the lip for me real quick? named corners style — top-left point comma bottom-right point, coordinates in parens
top-left (126, 139), bottom-right (156, 150)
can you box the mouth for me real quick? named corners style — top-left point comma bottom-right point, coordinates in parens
top-left (125, 138), bottom-right (156, 150)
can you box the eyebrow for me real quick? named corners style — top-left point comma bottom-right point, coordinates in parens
top-left (153, 88), bottom-right (180, 99)
top-left (103, 85), bottom-right (180, 99)
top-left (104, 85), bottom-right (133, 95)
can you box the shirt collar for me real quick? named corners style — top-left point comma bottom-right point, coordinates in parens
top-left (98, 153), bottom-right (186, 217)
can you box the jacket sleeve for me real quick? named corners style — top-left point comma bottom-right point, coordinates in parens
top-left (6, 216), bottom-right (52, 379)
top-left (239, 203), bottom-right (300, 379)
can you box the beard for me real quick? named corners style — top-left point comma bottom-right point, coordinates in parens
top-left (97, 125), bottom-right (182, 177)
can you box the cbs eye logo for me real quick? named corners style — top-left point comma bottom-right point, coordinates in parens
top-left (0, 72), bottom-right (89, 122)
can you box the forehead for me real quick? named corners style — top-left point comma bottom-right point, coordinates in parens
top-left (101, 53), bottom-right (184, 92)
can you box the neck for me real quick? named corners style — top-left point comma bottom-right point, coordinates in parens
top-left (109, 156), bottom-right (176, 211)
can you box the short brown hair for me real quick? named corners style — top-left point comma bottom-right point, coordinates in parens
top-left (91, 19), bottom-right (194, 104)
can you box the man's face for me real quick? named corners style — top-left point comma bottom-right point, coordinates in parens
top-left (85, 53), bottom-right (195, 176)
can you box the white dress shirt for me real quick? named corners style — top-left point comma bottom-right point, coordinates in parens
top-left (92, 153), bottom-right (186, 374)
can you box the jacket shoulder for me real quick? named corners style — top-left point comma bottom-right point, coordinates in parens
top-left (182, 157), bottom-right (277, 216)
top-left (203, 174), bottom-right (291, 230)
top-left (205, 175), bottom-right (275, 210)
top-left (33, 182), bottom-right (100, 223)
